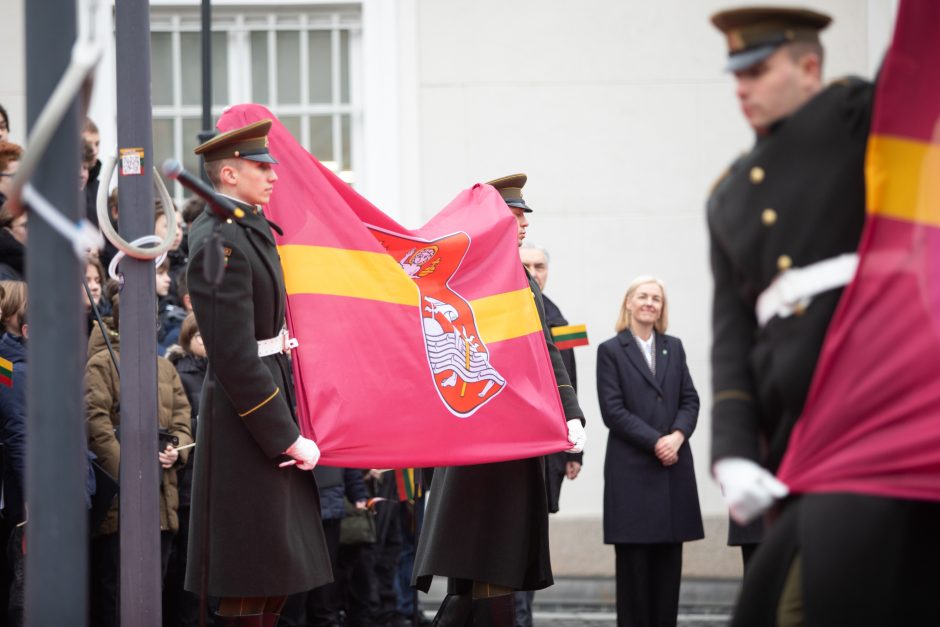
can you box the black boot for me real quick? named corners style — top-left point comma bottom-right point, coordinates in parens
top-left (469, 594), bottom-right (514, 627)
top-left (430, 593), bottom-right (473, 627)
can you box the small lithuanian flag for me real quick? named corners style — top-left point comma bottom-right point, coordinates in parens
top-left (551, 324), bottom-right (589, 350)
top-left (0, 356), bottom-right (13, 388)
top-left (394, 468), bottom-right (423, 503)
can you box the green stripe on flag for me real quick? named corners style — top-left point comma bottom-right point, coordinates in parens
top-left (552, 324), bottom-right (589, 349)
top-left (553, 331), bottom-right (588, 343)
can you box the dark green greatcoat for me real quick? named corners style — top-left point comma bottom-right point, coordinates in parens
top-left (413, 270), bottom-right (584, 592)
top-left (184, 202), bottom-right (331, 597)
top-left (708, 78), bottom-right (872, 473)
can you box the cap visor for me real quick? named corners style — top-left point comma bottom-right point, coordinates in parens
top-left (242, 153), bottom-right (279, 164)
top-left (725, 44), bottom-right (778, 72)
top-left (506, 200), bottom-right (532, 212)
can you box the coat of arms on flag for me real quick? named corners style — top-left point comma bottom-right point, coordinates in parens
top-left (215, 104), bottom-right (571, 468)
top-left (371, 228), bottom-right (506, 416)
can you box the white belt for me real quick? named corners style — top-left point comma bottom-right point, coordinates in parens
top-left (257, 329), bottom-right (299, 357)
top-left (755, 253), bottom-right (858, 327)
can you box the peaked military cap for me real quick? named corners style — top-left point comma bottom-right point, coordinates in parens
top-left (711, 6), bottom-right (831, 72)
top-left (486, 173), bottom-right (531, 212)
top-left (194, 118), bottom-right (278, 164)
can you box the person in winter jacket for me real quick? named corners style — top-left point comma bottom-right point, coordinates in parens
top-left (0, 283), bottom-right (97, 626)
top-left (0, 283), bottom-right (29, 625)
top-left (85, 292), bottom-right (192, 627)
top-left (0, 142), bottom-right (25, 282)
top-left (163, 312), bottom-right (207, 627)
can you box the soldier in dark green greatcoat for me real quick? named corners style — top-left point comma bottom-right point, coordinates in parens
top-left (413, 174), bottom-right (586, 627)
top-left (707, 7), bottom-right (940, 626)
top-left (184, 119), bottom-right (331, 627)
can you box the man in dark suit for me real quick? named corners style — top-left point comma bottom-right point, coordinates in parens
top-left (708, 7), bottom-right (940, 625)
top-left (185, 119), bottom-right (331, 627)
top-left (413, 174), bottom-right (586, 627)
top-left (516, 244), bottom-right (582, 627)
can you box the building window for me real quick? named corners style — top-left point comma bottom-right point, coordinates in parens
top-left (150, 8), bottom-right (361, 201)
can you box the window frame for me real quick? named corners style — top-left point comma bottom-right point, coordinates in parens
top-left (149, 6), bottom-right (363, 202)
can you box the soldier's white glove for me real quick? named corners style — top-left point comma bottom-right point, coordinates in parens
top-left (284, 435), bottom-right (321, 471)
top-left (713, 457), bottom-right (788, 524)
top-left (566, 419), bottom-right (586, 454)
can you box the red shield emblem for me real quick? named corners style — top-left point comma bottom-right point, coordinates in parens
top-left (369, 227), bottom-right (506, 416)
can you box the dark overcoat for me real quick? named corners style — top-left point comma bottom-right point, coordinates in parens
top-left (708, 78), bottom-right (872, 472)
top-left (541, 294), bottom-right (582, 514)
top-left (185, 202), bottom-right (331, 597)
top-left (596, 331), bottom-right (703, 545)
top-left (413, 271), bottom-right (584, 592)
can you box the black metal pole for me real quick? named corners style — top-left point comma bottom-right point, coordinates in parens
top-left (199, 0), bottom-right (215, 183)
top-left (24, 0), bottom-right (88, 624)
top-left (115, 0), bottom-right (161, 624)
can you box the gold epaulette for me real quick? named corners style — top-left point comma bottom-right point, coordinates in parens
top-left (708, 151), bottom-right (747, 196)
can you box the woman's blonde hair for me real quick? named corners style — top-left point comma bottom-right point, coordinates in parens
top-left (0, 280), bottom-right (28, 334)
top-left (614, 275), bottom-right (668, 335)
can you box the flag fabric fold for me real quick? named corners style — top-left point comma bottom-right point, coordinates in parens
top-left (215, 105), bottom-right (570, 468)
top-left (776, 0), bottom-right (940, 499)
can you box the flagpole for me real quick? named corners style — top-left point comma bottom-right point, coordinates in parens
top-left (24, 0), bottom-right (88, 622)
top-left (114, 0), bottom-right (163, 622)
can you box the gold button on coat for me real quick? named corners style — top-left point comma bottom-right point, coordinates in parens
top-left (777, 255), bottom-right (793, 271)
top-left (750, 167), bottom-right (765, 183)
top-left (762, 208), bottom-right (777, 225)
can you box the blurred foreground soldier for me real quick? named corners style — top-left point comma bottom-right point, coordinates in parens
top-left (515, 244), bottom-right (583, 627)
top-left (413, 174), bottom-right (586, 627)
top-left (708, 7), bottom-right (940, 625)
top-left (186, 119), bottom-right (331, 626)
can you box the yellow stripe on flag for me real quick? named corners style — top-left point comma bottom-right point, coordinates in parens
top-left (866, 135), bottom-right (940, 227)
top-left (551, 324), bottom-right (587, 336)
top-left (469, 289), bottom-right (542, 344)
top-left (278, 245), bottom-right (542, 343)
top-left (279, 245), bottom-right (419, 306)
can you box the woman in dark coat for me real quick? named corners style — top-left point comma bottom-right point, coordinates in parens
top-left (596, 276), bottom-right (703, 627)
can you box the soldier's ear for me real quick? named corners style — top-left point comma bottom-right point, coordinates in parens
top-left (798, 50), bottom-right (822, 83)
top-left (219, 162), bottom-right (239, 186)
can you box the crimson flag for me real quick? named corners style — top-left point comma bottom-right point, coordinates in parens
top-left (777, 0), bottom-right (940, 499)
top-left (215, 105), bottom-right (570, 468)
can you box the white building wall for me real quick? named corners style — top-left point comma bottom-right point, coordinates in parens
top-left (407, 0), bottom-right (896, 517)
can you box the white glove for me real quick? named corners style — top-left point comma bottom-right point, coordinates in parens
top-left (284, 435), bottom-right (321, 471)
top-left (566, 419), bottom-right (586, 454)
top-left (713, 457), bottom-right (789, 524)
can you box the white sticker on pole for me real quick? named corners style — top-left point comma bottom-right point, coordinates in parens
top-left (119, 147), bottom-right (145, 176)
